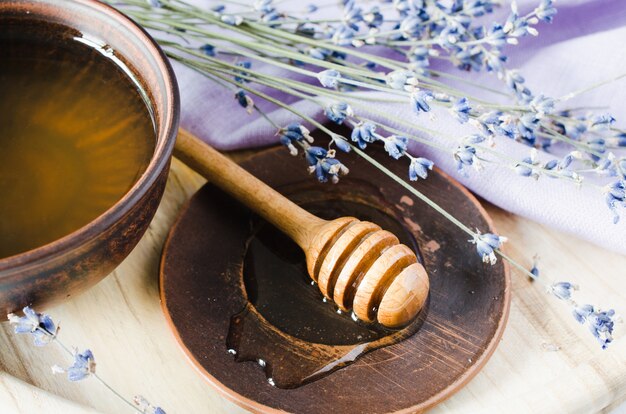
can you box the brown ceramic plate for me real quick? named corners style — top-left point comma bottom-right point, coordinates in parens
top-left (160, 143), bottom-right (510, 414)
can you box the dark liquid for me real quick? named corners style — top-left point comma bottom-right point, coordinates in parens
top-left (228, 198), bottom-right (426, 388)
top-left (0, 18), bottom-right (155, 258)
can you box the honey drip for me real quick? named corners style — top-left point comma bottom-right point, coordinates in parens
top-left (227, 199), bottom-right (428, 388)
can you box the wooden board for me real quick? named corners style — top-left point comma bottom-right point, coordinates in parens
top-left (0, 154), bottom-right (624, 414)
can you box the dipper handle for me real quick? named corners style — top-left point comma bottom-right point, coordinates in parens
top-left (174, 128), bottom-right (324, 250)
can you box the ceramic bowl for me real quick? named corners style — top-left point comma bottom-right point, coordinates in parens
top-left (0, 0), bottom-right (179, 312)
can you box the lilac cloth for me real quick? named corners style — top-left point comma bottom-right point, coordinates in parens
top-left (173, 0), bottom-right (626, 255)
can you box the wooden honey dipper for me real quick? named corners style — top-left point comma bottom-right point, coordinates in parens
top-left (174, 129), bottom-right (429, 328)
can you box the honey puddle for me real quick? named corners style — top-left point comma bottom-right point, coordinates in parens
top-left (228, 199), bottom-right (428, 388)
top-left (0, 18), bottom-right (155, 258)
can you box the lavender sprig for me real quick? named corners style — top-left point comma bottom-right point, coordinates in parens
top-left (8, 307), bottom-right (165, 413)
top-left (134, 2), bottom-right (620, 205)
top-left (549, 283), bottom-right (619, 349)
top-left (110, 0), bottom-right (622, 348)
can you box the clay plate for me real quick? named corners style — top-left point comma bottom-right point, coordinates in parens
top-left (160, 143), bottom-right (510, 413)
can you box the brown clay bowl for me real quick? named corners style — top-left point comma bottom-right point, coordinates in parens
top-left (0, 0), bottom-right (179, 313)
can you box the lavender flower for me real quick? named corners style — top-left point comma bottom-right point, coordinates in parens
top-left (504, 70), bottom-right (531, 99)
top-left (364, 60), bottom-right (377, 70)
top-left (318, 158), bottom-right (350, 183)
top-left (52, 349), bottom-right (96, 382)
top-left (351, 121), bottom-right (377, 149)
top-left (590, 113), bottom-right (616, 131)
top-left (235, 90), bottom-right (254, 114)
top-left (317, 69), bottom-right (341, 88)
top-left (308, 47), bottom-right (331, 60)
top-left (342, 0), bottom-right (363, 31)
top-left (234, 61), bottom-right (251, 83)
top-left (516, 112), bottom-right (539, 143)
top-left (529, 255), bottom-right (540, 280)
top-left (433, 92), bottom-right (451, 103)
top-left (503, 2), bottom-right (538, 38)
top-left (331, 134), bottom-right (352, 152)
top-left (399, 16), bottom-right (424, 39)
top-left (450, 97), bottom-right (471, 123)
top-left (382, 135), bottom-right (408, 159)
top-left (305, 146), bottom-right (328, 166)
top-left (572, 304), bottom-right (594, 324)
top-left (363, 6), bottom-right (383, 28)
top-left (486, 23), bottom-right (506, 47)
top-left (549, 281), bottom-right (578, 301)
top-left (587, 308), bottom-right (617, 349)
top-left (221, 15), bottom-right (243, 26)
top-left (411, 90), bottom-right (433, 114)
top-left (325, 102), bottom-right (353, 124)
top-left (200, 44), bottom-right (215, 57)
top-left (588, 138), bottom-right (607, 156)
top-left (147, 0), bottom-right (162, 7)
top-left (331, 25), bottom-right (357, 46)
top-left (386, 70), bottom-right (417, 90)
top-left (604, 180), bottom-right (626, 223)
top-left (495, 115), bottom-right (517, 139)
top-left (455, 47), bottom-right (485, 72)
top-left (562, 118), bottom-right (587, 139)
top-left (253, 0), bottom-right (273, 13)
top-left (297, 22), bottom-right (317, 35)
top-left (465, 0), bottom-right (496, 17)
top-left (529, 94), bottom-right (556, 115)
top-left (543, 159), bottom-right (558, 171)
top-left (535, 0), bottom-right (557, 23)
top-left (472, 111), bottom-right (501, 136)
top-left (409, 47), bottom-right (430, 70)
top-left (618, 158), bottom-right (626, 179)
top-left (306, 147), bottom-right (349, 183)
top-left (515, 148), bottom-right (539, 178)
top-left (454, 135), bottom-right (485, 172)
top-left (7, 306), bottom-right (57, 346)
top-left (572, 305), bottom-right (617, 349)
top-left (438, 25), bottom-right (463, 48)
top-left (278, 123), bottom-right (313, 155)
top-left (134, 396), bottom-right (167, 414)
top-left (485, 50), bottom-right (506, 73)
top-left (393, 0), bottom-right (413, 16)
top-left (408, 157), bottom-right (434, 181)
top-left (595, 154), bottom-right (616, 176)
top-left (261, 9), bottom-right (281, 26)
top-left (470, 231), bottom-right (507, 265)
top-left (613, 133), bottom-right (626, 147)
top-left (559, 152), bottom-right (576, 169)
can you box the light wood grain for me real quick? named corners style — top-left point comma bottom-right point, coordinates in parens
top-left (0, 372), bottom-right (100, 414)
top-left (0, 156), bottom-right (624, 414)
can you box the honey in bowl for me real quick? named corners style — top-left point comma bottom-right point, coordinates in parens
top-left (0, 19), bottom-right (155, 259)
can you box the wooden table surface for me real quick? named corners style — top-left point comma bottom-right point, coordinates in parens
top-left (1, 156), bottom-right (624, 414)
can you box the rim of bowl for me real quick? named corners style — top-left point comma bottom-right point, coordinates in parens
top-left (0, 0), bottom-right (180, 275)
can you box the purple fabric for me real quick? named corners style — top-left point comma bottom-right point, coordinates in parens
top-left (173, 0), bottom-right (626, 254)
